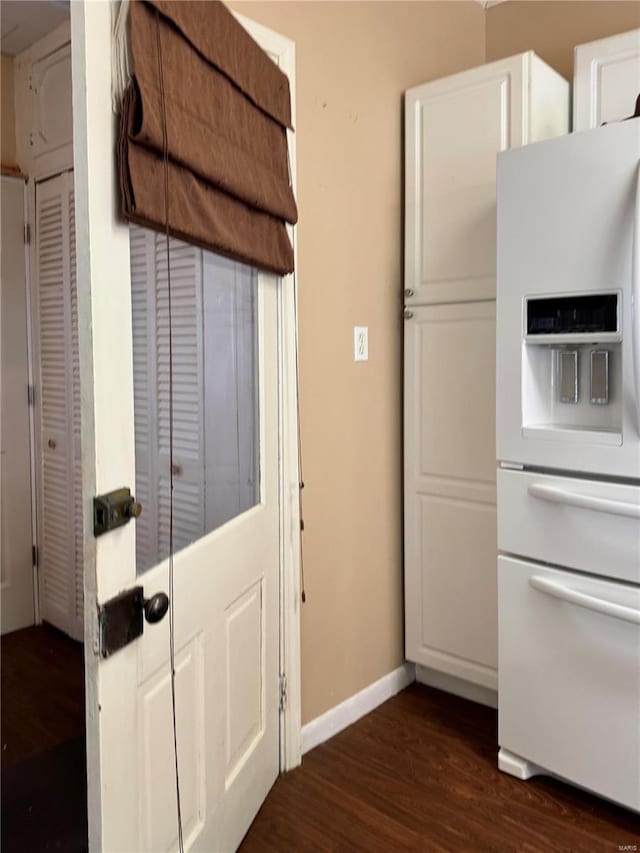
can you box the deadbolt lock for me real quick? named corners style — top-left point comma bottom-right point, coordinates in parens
top-left (93, 487), bottom-right (142, 537)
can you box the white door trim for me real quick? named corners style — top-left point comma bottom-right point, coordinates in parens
top-left (233, 11), bottom-right (303, 775)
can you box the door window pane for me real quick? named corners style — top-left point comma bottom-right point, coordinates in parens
top-left (130, 226), bottom-right (259, 574)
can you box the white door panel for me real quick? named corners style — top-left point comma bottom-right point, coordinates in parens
top-left (404, 53), bottom-right (568, 306)
top-left (1, 177), bottom-right (35, 635)
top-left (574, 29), bottom-right (640, 131)
top-left (404, 302), bottom-right (498, 688)
top-left (31, 42), bottom-right (74, 177)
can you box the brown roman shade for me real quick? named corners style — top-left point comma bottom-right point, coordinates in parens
top-left (118, 0), bottom-right (297, 275)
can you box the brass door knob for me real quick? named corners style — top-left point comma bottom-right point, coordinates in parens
top-left (48, 439), bottom-right (57, 449)
top-left (171, 463), bottom-right (183, 476)
top-left (126, 500), bottom-right (143, 520)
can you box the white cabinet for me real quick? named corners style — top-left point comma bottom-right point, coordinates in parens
top-left (403, 54), bottom-right (569, 694)
top-left (574, 29), bottom-right (640, 131)
top-left (404, 52), bottom-right (569, 306)
top-left (30, 43), bottom-right (73, 175)
top-left (14, 21), bottom-right (73, 179)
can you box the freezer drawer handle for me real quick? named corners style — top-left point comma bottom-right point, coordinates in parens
top-left (527, 483), bottom-right (640, 520)
top-left (529, 576), bottom-right (640, 626)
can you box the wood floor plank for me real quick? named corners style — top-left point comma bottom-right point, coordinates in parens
top-left (241, 683), bottom-right (640, 852)
top-left (1, 624), bottom-right (85, 768)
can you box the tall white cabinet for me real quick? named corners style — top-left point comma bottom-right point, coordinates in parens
top-left (573, 28), bottom-right (640, 131)
top-left (403, 53), bottom-right (569, 697)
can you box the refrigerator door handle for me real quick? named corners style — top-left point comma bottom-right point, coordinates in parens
top-left (633, 161), bottom-right (640, 435)
top-left (529, 575), bottom-right (640, 626)
top-left (527, 482), bottom-right (640, 519)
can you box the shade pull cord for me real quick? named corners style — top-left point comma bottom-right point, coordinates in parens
top-left (155, 11), bottom-right (185, 853)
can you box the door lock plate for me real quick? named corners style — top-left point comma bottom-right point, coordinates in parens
top-left (97, 587), bottom-right (169, 658)
top-left (93, 487), bottom-right (142, 537)
top-left (98, 587), bottom-right (144, 658)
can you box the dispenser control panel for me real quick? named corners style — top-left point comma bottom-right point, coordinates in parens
top-left (525, 293), bottom-right (619, 341)
top-left (520, 292), bottom-right (622, 439)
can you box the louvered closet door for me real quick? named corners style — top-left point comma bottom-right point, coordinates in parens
top-left (35, 171), bottom-right (83, 640)
top-left (130, 226), bottom-right (205, 573)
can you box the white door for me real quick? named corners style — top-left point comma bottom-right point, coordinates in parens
top-left (72, 3), bottom-right (289, 851)
top-left (33, 170), bottom-right (83, 641)
top-left (1, 176), bottom-right (35, 635)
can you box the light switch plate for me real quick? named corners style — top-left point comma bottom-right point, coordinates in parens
top-left (354, 326), bottom-right (368, 362)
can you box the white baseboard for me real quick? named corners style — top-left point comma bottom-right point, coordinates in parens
top-left (301, 662), bottom-right (416, 755)
top-left (416, 664), bottom-right (498, 709)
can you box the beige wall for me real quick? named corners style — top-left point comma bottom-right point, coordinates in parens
top-left (486, 1), bottom-right (640, 81)
top-left (232, 1), bottom-right (485, 724)
top-left (1, 54), bottom-right (16, 167)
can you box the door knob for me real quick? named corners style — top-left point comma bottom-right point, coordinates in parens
top-left (126, 500), bottom-right (142, 519)
top-left (48, 438), bottom-right (57, 449)
top-left (143, 592), bottom-right (169, 624)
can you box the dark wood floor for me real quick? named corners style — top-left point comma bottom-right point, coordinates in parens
top-left (2, 634), bottom-right (638, 851)
top-left (1, 624), bottom-right (85, 768)
top-left (241, 683), bottom-right (640, 852)
top-left (1, 624), bottom-right (87, 853)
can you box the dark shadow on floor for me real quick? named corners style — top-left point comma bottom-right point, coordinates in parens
top-left (1, 737), bottom-right (88, 853)
top-left (2, 624), bottom-right (87, 852)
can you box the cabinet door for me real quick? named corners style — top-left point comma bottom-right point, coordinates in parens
top-left (30, 42), bottom-right (73, 176)
top-left (574, 29), bottom-right (640, 131)
top-left (404, 302), bottom-right (497, 688)
top-left (405, 56), bottom-right (526, 305)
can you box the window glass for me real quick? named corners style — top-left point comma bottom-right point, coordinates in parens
top-left (130, 226), bottom-right (259, 574)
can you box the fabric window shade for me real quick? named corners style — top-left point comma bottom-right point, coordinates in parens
top-left (118, 0), bottom-right (297, 276)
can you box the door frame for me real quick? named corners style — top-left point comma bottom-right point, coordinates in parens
top-left (233, 9), bottom-right (303, 777)
top-left (70, 4), bottom-right (301, 847)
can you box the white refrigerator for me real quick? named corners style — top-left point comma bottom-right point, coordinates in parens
top-left (496, 119), bottom-right (640, 812)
